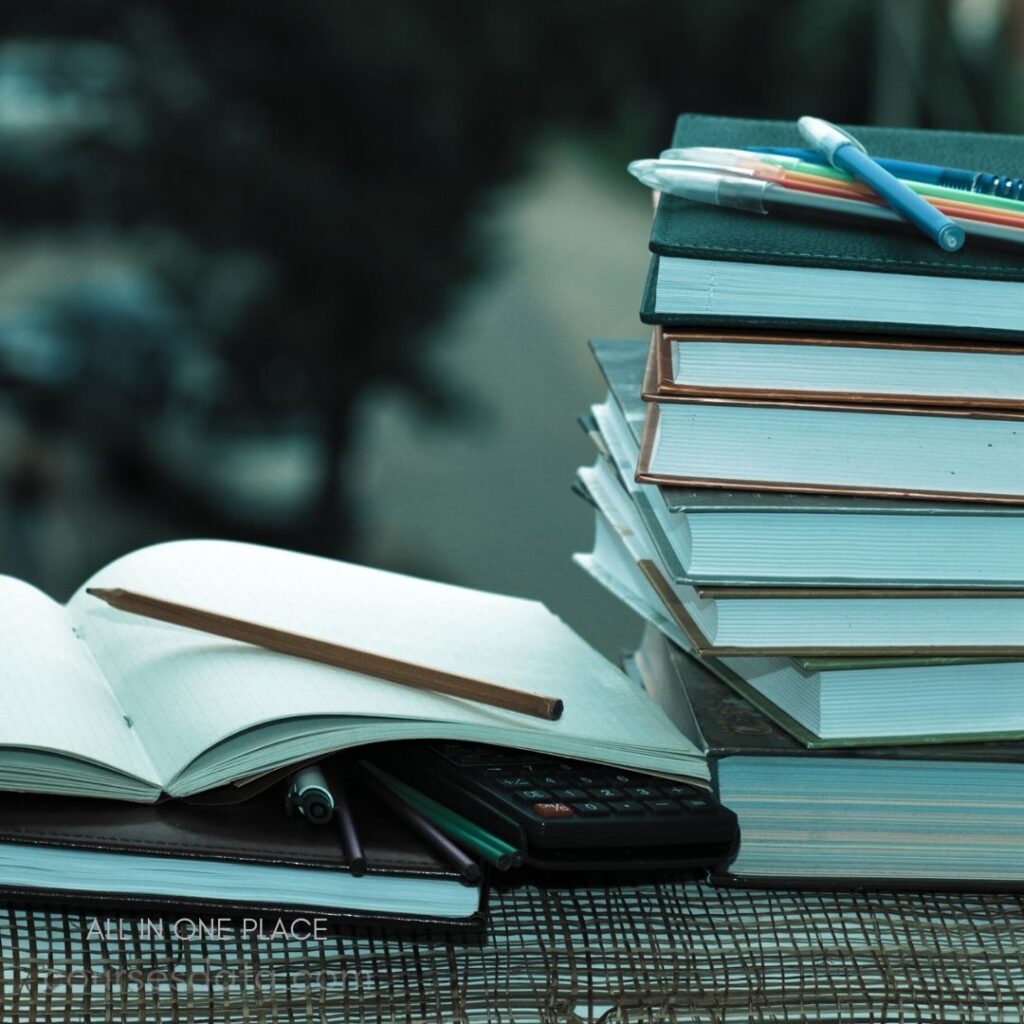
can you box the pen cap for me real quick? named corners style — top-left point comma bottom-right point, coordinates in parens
top-left (797, 116), bottom-right (865, 166)
top-left (286, 766), bottom-right (335, 824)
top-left (627, 161), bottom-right (770, 211)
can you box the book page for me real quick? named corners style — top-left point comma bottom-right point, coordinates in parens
top-left (67, 540), bottom-right (701, 790)
top-left (0, 576), bottom-right (158, 788)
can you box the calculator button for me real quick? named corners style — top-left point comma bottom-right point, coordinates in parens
top-left (571, 801), bottom-right (610, 817)
top-left (628, 786), bottom-right (658, 800)
top-left (533, 802), bottom-right (573, 819)
top-left (663, 784), bottom-right (698, 798)
top-left (682, 797), bottom-right (712, 812)
top-left (514, 788), bottom-right (553, 803)
top-left (609, 772), bottom-right (637, 785)
top-left (590, 787), bottom-right (624, 801)
top-left (644, 799), bottom-right (680, 815)
top-left (553, 788), bottom-right (589, 801)
top-left (533, 773), bottom-right (568, 787)
top-left (609, 800), bottom-right (644, 816)
top-left (496, 775), bottom-right (533, 789)
top-left (574, 774), bottom-right (609, 787)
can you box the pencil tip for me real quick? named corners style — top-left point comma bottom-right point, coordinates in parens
top-left (548, 699), bottom-right (564, 721)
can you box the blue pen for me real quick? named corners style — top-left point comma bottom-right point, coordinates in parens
top-left (797, 117), bottom-right (965, 252)
top-left (748, 145), bottom-right (1024, 200)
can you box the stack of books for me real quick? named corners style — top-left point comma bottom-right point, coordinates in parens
top-left (575, 114), bottom-right (1024, 889)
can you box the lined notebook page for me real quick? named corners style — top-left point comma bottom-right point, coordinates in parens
top-left (0, 577), bottom-right (158, 786)
top-left (67, 540), bottom-right (699, 790)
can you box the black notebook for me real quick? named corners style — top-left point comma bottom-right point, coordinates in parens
top-left (640, 114), bottom-right (1024, 338)
top-left (0, 780), bottom-right (486, 929)
top-left (630, 625), bottom-right (1024, 892)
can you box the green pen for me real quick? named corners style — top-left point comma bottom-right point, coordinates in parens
top-left (361, 761), bottom-right (523, 870)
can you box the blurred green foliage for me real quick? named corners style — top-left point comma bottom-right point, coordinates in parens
top-left (0, 0), bottom-right (1004, 564)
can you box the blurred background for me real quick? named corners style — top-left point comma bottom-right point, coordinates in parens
top-left (0, 0), bottom-right (1021, 656)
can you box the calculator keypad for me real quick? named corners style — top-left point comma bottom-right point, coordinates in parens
top-left (431, 742), bottom-right (713, 824)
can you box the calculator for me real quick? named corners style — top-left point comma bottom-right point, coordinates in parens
top-left (366, 741), bottom-right (738, 871)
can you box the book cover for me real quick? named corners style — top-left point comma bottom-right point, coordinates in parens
top-left (640, 115), bottom-right (1024, 337)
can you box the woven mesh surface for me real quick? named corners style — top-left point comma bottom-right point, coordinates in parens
top-left (2, 879), bottom-right (1023, 1022)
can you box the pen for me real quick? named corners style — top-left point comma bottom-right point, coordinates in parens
top-left (655, 146), bottom-right (1024, 218)
top-left (362, 761), bottom-right (524, 870)
top-left (332, 773), bottom-right (367, 876)
top-left (626, 162), bottom-right (1024, 248)
top-left (748, 145), bottom-right (1024, 199)
top-left (797, 116), bottom-right (964, 252)
top-left (285, 765), bottom-right (335, 824)
top-left (358, 764), bottom-right (481, 884)
top-left (655, 149), bottom-right (1024, 221)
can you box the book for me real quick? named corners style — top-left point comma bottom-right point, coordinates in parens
top-left (580, 413), bottom-right (1024, 657)
top-left (0, 775), bottom-right (485, 926)
top-left (1, 539), bottom-right (708, 803)
top-left (640, 114), bottom-right (1024, 339)
top-left (590, 339), bottom-right (1024, 588)
top-left (636, 398), bottom-right (1024, 505)
top-left (710, 652), bottom-right (1024, 748)
top-left (631, 625), bottom-right (1024, 890)
top-left (651, 326), bottom-right (1024, 411)
top-left (573, 443), bottom-right (1024, 747)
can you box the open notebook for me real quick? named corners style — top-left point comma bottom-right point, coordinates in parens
top-left (1, 540), bottom-right (707, 802)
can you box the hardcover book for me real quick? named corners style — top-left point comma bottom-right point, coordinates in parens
top-left (650, 325), bottom-right (1024, 411)
top-left (632, 626), bottom-right (1024, 891)
top-left (589, 339), bottom-right (1024, 588)
top-left (640, 114), bottom-right (1024, 338)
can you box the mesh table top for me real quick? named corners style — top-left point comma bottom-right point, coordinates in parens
top-left (1, 877), bottom-right (1022, 1022)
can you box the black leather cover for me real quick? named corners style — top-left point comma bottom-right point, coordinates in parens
top-left (0, 783), bottom-right (486, 930)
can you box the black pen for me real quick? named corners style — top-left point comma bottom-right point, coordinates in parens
top-left (333, 775), bottom-right (367, 877)
top-left (358, 763), bottom-right (481, 884)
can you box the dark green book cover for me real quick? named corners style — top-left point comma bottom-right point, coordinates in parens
top-left (640, 114), bottom-right (1024, 336)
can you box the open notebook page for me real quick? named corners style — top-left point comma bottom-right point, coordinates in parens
top-left (0, 577), bottom-right (159, 792)
top-left (67, 540), bottom-right (703, 793)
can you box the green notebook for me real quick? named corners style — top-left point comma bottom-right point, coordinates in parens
top-left (640, 114), bottom-right (1024, 338)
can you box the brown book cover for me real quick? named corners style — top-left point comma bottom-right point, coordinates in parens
top-left (635, 401), bottom-right (1024, 505)
top-left (650, 326), bottom-right (1024, 411)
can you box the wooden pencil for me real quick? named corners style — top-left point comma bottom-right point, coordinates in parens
top-left (86, 587), bottom-right (564, 721)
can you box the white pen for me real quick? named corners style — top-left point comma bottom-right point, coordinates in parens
top-left (627, 160), bottom-right (1024, 249)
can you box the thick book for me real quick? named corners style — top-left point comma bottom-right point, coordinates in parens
top-left (1, 539), bottom-right (708, 803)
top-left (632, 625), bottom-right (1024, 891)
top-left (0, 777), bottom-right (485, 927)
top-left (651, 326), bottom-right (1024, 411)
top-left (640, 114), bottom-right (1024, 338)
top-left (589, 339), bottom-right (1024, 587)
top-left (636, 397), bottom-right (1024, 505)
